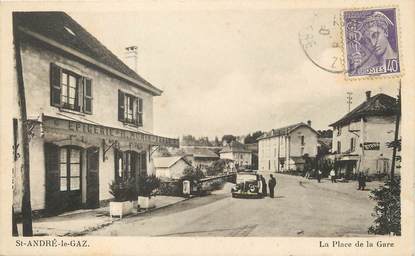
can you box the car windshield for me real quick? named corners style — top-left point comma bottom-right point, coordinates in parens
top-left (236, 174), bottom-right (257, 183)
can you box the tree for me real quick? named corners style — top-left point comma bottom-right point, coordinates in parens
top-left (206, 159), bottom-right (227, 176)
top-left (222, 135), bottom-right (236, 145)
top-left (14, 14), bottom-right (33, 236)
top-left (244, 131), bottom-right (264, 144)
top-left (368, 177), bottom-right (401, 235)
top-left (214, 136), bottom-right (220, 146)
top-left (317, 129), bottom-right (333, 138)
top-left (181, 166), bottom-right (205, 181)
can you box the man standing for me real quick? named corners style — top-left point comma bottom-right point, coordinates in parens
top-left (330, 169), bottom-right (336, 183)
top-left (268, 174), bottom-right (276, 198)
top-left (260, 175), bottom-right (267, 196)
top-left (316, 169), bottom-right (322, 183)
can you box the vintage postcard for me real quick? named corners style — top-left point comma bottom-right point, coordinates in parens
top-left (0, 0), bottom-right (414, 255)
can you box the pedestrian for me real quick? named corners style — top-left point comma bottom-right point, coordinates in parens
top-left (316, 170), bottom-right (322, 183)
top-left (330, 169), bottom-right (336, 183)
top-left (260, 175), bottom-right (267, 196)
top-left (357, 172), bottom-right (363, 190)
top-left (268, 174), bottom-right (276, 198)
top-left (361, 173), bottom-right (367, 190)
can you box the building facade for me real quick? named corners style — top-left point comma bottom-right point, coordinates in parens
top-left (258, 121), bottom-right (318, 172)
top-left (180, 147), bottom-right (219, 171)
top-left (153, 156), bottom-right (192, 181)
top-left (12, 12), bottom-right (178, 215)
top-left (219, 141), bottom-right (252, 167)
top-left (330, 91), bottom-right (400, 177)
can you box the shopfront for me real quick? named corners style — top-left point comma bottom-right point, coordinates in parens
top-left (40, 115), bottom-right (178, 214)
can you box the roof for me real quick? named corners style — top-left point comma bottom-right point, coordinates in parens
top-left (219, 141), bottom-right (252, 154)
top-left (257, 122), bottom-right (319, 141)
top-left (14, 12), bottom-right (162, 95)
top-left (181, 147), bottom-right (219, 159)
top-left (153, 156), bottom-right (190, 168)
top-left (330, 93), bottom-right (397, 127)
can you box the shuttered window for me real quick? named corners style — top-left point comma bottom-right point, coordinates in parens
top-left (50, 63), bottom-right (93, 114)
top-left (114, 149), bottom-right (137, 181)
top-left (118, 90), bottom-right (143, 127)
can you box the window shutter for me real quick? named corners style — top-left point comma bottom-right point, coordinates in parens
top-left (114, 148), bottom-right (120, 182)
top-left (138, 98), bottom-right (143, 127)
top-left (44, 143), bottom-right (61, 213)
top-left (50, 63), bottom-right (61, 107)
top-left (76, 77), bottom-right (82, 112)
top-left (83, 78), bottom-right (93, 114)
top-left (118, 90), bottom-right (125, 121)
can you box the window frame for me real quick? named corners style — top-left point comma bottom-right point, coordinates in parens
top-left (59, 147), bottom-right (82, 192)
top-left (118, 90), bottom-right (143, 127)
top-left (350, 137), bottom-right (356, 152)
top-left (50, 63), bottom-right (93, 114)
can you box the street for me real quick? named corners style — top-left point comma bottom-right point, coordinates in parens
top-left (90, 173), bottom-right (378, 237)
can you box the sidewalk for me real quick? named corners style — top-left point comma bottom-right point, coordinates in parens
top-left (16, 196), bottom-right (187, 236)
top-left (275, 173), bottom-right (384, 199)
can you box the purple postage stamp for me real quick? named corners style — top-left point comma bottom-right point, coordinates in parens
top-left (343, 8), bottom-right (400, 78)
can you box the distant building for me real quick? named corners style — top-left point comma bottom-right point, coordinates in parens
top-left (257, 121), bottom-right (319, 172)
top-left (245, 143), bottom-right (259, 169)
top-left (329, 91), bottom-right (400, 177)
top-left (153, 156), bottom-right (192, 181)
top-left (180, 147), bottom-right (219, 171)
top-left (219, 141), bottom-right (252, 167)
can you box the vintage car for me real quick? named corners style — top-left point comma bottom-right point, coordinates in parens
top-left (231, 171), bottom-right (263, 198)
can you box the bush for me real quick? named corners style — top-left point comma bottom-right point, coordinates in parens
top-left (181, 166), bottom-right (205, 181)
top-left (109, 178), bottom-right (137, 202)
top-left (368, 177), bottom-right (401, 235)
top-left (137, 175), bottom-right (161, 197)
top-left (159, 181), bottom-right (182, 196)
top-left (206, 159), bottom-right (227, 176)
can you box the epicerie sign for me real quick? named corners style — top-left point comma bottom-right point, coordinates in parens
top-left (363, 142), bottom-right (380, 150)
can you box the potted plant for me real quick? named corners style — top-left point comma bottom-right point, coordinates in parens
top-left (109, 177), bottom-right (137, 219)
top-left (137, 175), bottom-right (160, 209)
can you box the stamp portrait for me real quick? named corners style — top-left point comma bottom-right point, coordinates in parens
top-left (343, 8), bottom-right (400, 78)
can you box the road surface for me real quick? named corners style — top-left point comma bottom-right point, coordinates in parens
top-left (90, 173), bottom-right (378, 237)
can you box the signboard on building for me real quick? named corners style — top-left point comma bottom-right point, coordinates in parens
top-left (43, 115), bottom-right (179, 147)
top-left (363, 142), bottom-right (380, 150)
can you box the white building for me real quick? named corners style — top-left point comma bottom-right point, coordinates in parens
top-left (330, 91), bottom-right (400, 177)
top-left (258, 121), bottom-right (319, 172)
top-left (12, 12), bottom-right (178, 215)
top-left (153, 156), bottom-right (192, 181)
top-left (219, 141), bottom-right (252, 167)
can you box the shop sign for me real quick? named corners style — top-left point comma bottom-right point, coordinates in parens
top-left (363, 142), bottom-right (380, 150)
top-left (43, 116), bottom-right (179, 147)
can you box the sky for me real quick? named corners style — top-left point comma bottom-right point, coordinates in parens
top-left (70, 8), bottom-right (399, 139)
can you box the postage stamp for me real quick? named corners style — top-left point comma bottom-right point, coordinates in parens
top-left (342, 8), bottom-right (401, 78)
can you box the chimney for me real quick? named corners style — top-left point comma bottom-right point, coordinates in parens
top-left (124, 46), bottom-right (138, 72)
top-left (365, 91), bottom-right (371, 101)
top-left (307, 120), bottom-right (312, 127)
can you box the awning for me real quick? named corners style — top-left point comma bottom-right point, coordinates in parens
top-left (41, 115), bottom-right (179, 147)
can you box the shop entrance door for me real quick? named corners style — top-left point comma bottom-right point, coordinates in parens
top-left (45, 144), bottom-right (82, 214)
top-left (86, 147), bottom-right (100, 208)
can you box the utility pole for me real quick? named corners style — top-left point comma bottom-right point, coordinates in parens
top-left (390, 81), bottom-right (401, 181)
top-left (13, 15), bottom-right (33, 236)
top-left (346, 92), bottom-right (353, 112)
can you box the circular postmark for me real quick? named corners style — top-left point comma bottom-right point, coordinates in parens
top-left (298, 10), bottom-right (345, 74)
